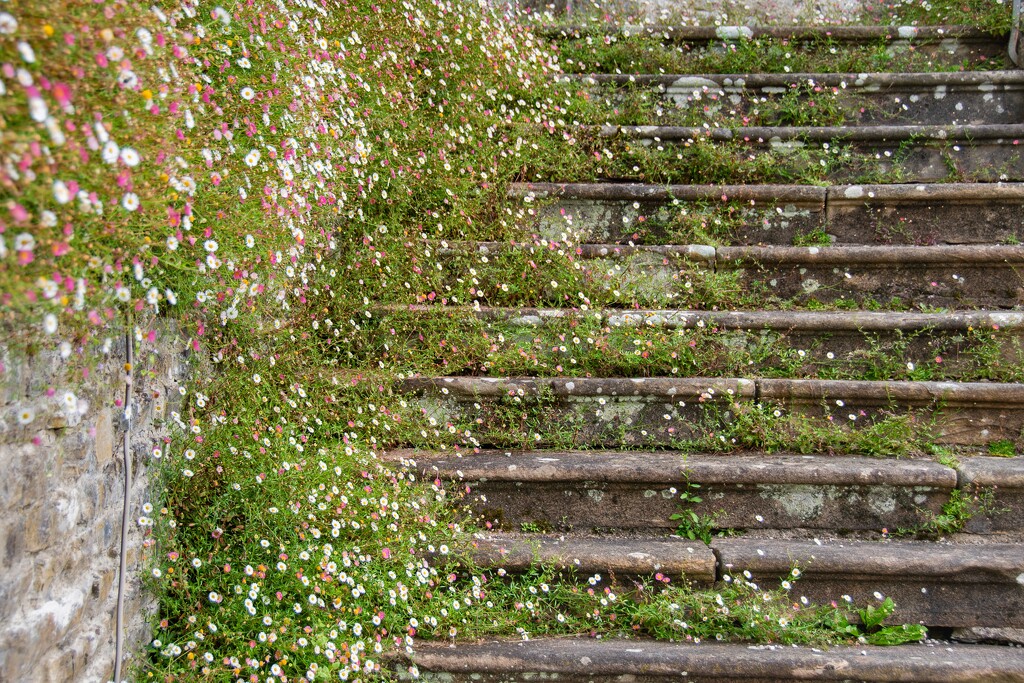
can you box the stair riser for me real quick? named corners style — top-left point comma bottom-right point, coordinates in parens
top-left (434, 325), bottom-right (1023, 380)
top-left (455, 480), bottom-right (949, 532)
top-left (597, 83), bottom-right (1024, 127)
top-left (533, 197), bottom-right (825, 246)
top-left (530, 194), bottom-right (1024, 245)
top-left (965, 491), bottom-right (1024, 533)
top-left (403, 388), bottom-right (1024, 447)
top-left (624, 138), bottom-right (1024, 182)
top-left (828, 198), bottom-right (1024, 246)
top-left (412, 392), bottom-right (735, 447)
top-left (723, 573), bottom-right (1024, 629)
top-left (732, 261), bottom-right (1024, 308)
top-left (558, 256), bottom-right (1024, 309)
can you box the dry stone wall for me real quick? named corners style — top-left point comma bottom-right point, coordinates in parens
top-left (0, 325), bottom-right (189, 682)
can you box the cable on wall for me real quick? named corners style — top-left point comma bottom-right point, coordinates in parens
top-left (113, 325), bottom-right (133, 683)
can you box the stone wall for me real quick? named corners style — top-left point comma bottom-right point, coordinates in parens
top-left (0, 325), bottom-right (189, 682)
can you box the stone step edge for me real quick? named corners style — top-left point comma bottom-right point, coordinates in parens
top-left (382, 305), bottom-right (1024, 332)
top-left (455, 533), bottom-right (1024, 581)
top-left (395, 450), bottom-right (964, 487)
top-left (455, 241), bottom-right (1024, 266)
top-left (464, 532), bottom-right (716, 578)
top-left (399, 376), bottom-right (1024, 405)
top-left (537, 24), bottom-right (1003, 43)
top-left (586, 122), bottom-right (1024, 142)
top-left (561, 70), bottom-right (1024, 89)
top-left (401, 638), bottom-right (1024, 680)
top-left (398, 450), bottom-right (1023, 491)
top-left (507, 180), bottom-right (1024, 205)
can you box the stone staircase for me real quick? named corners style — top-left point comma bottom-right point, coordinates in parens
top-left (391, 9), bottom-right (1024, 681)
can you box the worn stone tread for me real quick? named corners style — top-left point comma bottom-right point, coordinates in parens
top-left (718, 244), bottom-right (1024, 264)
top-left (414, 306), bottom-right (1024, 332)
top-left (401, 375), bottom-right (757, 399)
top-left (403, 638), bottom-right (1024, 681)
top-left (756, 378), bottom-right (1024, 404)
top-left (511, 180), bottom-right (1024, 203)
top-left (402, 375), bottom-right (1024, 404)
top-left (459, 239), bottom-right (1024, 263)
top-left (568, 71), bottom-right (1024, 89)
top-left (400, 449), bottom-right (955, 487)
top-left (466, 532), bottom-right (716, 579)
top-left (960, 456), bottom-right (1024, 488)
top-left (597, 122), bottom-right (1024, 141)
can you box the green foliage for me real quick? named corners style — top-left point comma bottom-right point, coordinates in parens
top-left (988, 439), bottom-right (1017, 457)
top-left (670, 476), bottom-right (716, 544)
top-left (855, 598), bottom-right (928, 646)
top-left (883, 0), bottom-right (1016, 33)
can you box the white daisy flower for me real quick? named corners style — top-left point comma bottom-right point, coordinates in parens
top-left (120, 147), bottom-right (140, 167)
top-left (244, 149), bottom-right (261, 167)
top-left (0, 12), bottom-right (18, 35)
top-left (28, 97), bottom-right (47, 122)
top-left (17, 41), bottom-right (35, 64)
top-left (240, 86), bottom-right (255, 100)
top-left (121, 193), bottom-right (140, 211)
top-left (53, 180), bottom-right (71, 204)
top-left (102, 140), bottom-right (120, 164)
top-left (43, 314), bottom-right (58, 335)
top-left (14, 233), bottom-right (35, 251)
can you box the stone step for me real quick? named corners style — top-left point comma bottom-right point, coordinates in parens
top-left (951, 456), bottom-right (1024, 533)
top-left (455, 241), bottom-right (1024, 309)
top-left (398, 376), bottom-right (1024, 447)
top-left (451, 533), bottom-right (1024, 627)
top-left (401, 639), bottom-right (1024, 682)
top-left (565, 71), bottom-right (1024, 127)
top-left (542, 23), bottom-right (1006, 49)
top-left (381, 306), bottom-right (1024, 380)
top-left (398, 449), bottom-right (958, 531)
top-left (465, 532), bottom-right (717, 581)
top-left (715, 538), bottom-right (1024, 628)
top-left (718, 244), bottom-right (1024, 308)
top-left (542, 24), bottom-right (1003, 41)
top-left (586, 123), bottom-right (1024, 182)
top-left (544, 25), bottom-right (1010, 74)
top-left (512, 181), bottom-right (1024, 246)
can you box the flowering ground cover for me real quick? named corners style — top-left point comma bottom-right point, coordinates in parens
top-left (1, 0), bottom-right (1011, 680)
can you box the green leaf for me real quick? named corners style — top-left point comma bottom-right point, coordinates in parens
top-left (866, 624), bottom-right (927, 646)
